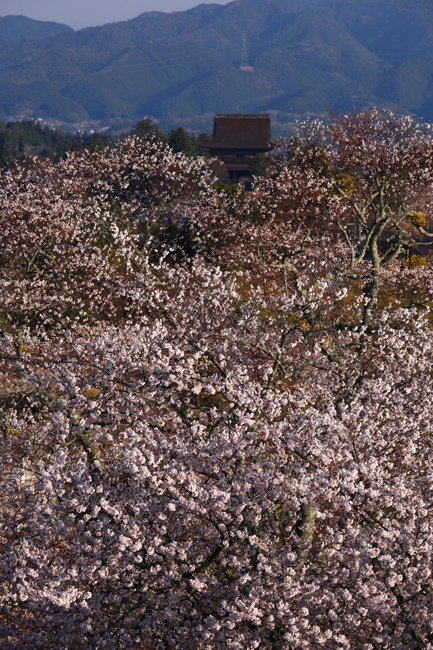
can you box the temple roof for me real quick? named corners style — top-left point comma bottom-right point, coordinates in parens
top-left (202, 114), bottom-right (274, 151)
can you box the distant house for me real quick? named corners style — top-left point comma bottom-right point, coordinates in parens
top-left (200, 113), bottom-right (278, 181)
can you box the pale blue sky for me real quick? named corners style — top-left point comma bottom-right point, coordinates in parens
top-left (0, 0), bottom-right (231, 30)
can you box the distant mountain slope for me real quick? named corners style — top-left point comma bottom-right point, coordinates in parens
top-left (0, 15), bottom-right (73, 48)
top-left (0, 0), bottom-right (433, 134)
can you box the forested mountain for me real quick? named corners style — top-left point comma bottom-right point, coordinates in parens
top-left (1, 0), bottom-right (433, 134)
top-left (0, 15), bottom-right (72, 47)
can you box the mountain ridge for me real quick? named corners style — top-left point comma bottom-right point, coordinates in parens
top-left (0, 0), bottom-right (432, 134)
top-left (0, 15), bottom-right (73, 48)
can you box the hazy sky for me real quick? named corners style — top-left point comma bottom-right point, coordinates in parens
top-left (0, 0), bottom-right (232, 30)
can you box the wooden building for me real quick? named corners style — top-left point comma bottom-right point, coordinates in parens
top-left (200, 113), bottom-right (277, 180)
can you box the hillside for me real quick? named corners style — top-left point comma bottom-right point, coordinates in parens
top-left (3, 109), bottom-right (433, 649)
top-left (1, 0), bottom-right (433, 134)
top-left (0, 15), bottom-right (72, 48)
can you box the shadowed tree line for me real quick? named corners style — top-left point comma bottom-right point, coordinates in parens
top-left (0, 118), bottom-right (271, 186)
top-left (0, 120), bottom-right (114, 167)
top-left (0, 119), bottom-right (214, 168)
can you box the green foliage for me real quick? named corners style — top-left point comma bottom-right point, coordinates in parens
top-left (0, 128), bottom-right (13, 167)
top-left (407, 210), bottom-right (427, 229)
top-left (333, 173), bottom-right (356, 198)
top-left (87, 134), bottom-right (110, 153)
top-left (167, 127), bottom-right (198, 157)
top-left (250, 153), bottom-right (270, 178)
top-left (0, 121), bottom-right (114, 168)
top-left (405, 254), bottom-right (427, 270)
top-left (133, 119), bottom-right (167, 145)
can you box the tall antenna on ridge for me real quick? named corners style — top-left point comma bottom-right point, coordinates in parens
top-left (240, 33), bottom-right (249, 69)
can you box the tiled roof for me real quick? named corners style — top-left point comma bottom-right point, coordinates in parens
top-left (202, 114), bottom-right (273, 150)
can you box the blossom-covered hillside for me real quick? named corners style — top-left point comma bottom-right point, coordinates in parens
top-left (2, 110), bottom-right (433, 649)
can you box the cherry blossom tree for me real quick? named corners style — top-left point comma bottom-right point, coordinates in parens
top-left (0, 135), bottom-right (220, 411)
top-left (2, 113), bottom-right (433, 650)
top-left (0, 135), bottom-right (217, 332)
top-left (3, 272), bottom-right (433, 649)
top-left (245, 109), bottom-right (433, 321)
